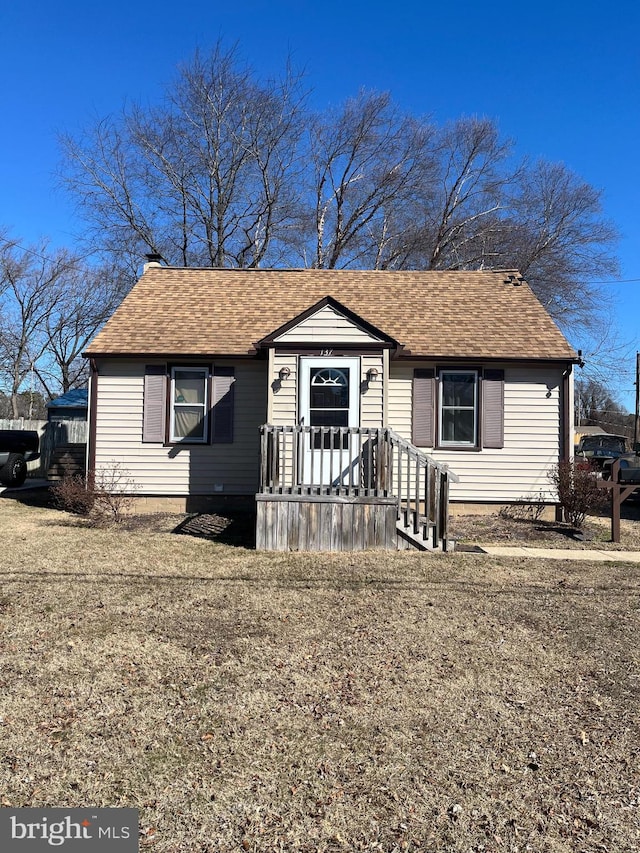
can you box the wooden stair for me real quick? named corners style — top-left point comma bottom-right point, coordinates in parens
top-left (396, 508), bottom-right (455, 552)
top-left (47, 443), bottom-right (86, 481)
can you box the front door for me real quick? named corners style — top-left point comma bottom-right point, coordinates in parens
top-left (299, 357), bottom-right (361, 486)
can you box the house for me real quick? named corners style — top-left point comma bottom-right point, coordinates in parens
top-left (84, 264), bottom-right (578, 551)
top-left (46, 388), bottom-right (89, 422)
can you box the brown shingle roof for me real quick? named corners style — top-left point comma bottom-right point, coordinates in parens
top-left (85, 267), bottom-right (577, 361)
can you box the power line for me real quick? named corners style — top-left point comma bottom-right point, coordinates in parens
top-left (586, 277), bottom-right (640, 285)
top-left (0, 239), bottom-right (56, 264)
top-left (0, 238), bottom-right (90, 267)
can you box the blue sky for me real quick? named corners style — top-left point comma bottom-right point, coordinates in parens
top-left (1, 0), bottom-right (639, 407)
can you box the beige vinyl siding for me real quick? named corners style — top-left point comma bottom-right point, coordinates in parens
top-left (387, 362), bottom-right (414, 438)
top-left (269, 353), bottom-right (297, 485)
top-left (360, 354), bottom-right (384, 428)
top-left (271, 353), bottom-right (298, 426)
top-left (94, 359), bottom-right (267, 495)
top-left (388, 362), bottom-right (564, 503)
top-left (274, 305), bottom-right (384, 344)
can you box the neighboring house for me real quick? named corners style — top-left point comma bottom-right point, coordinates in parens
top-left (47, 388), bottom-right (89, 422)
top-left (84, 265), bottom-right (577, 551)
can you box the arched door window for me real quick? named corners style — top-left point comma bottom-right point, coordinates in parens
top-left (309, 367), bottom-right (350, 448)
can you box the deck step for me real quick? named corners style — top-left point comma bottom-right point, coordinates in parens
top-left (396, 517), bottom-right (436, 551)
top-left (47, 442), bottom-right (86, 481)
top-left (396, 510), bottom-right (456, 553)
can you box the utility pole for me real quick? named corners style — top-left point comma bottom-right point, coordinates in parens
top-left (635, 351), bottom-right (640, 452)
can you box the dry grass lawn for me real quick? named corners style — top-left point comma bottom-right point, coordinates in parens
top-left (1, 496), bottom-right (640, 852)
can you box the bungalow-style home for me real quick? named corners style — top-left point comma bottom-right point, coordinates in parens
top-left (84, 264), bottom-right (578, 551)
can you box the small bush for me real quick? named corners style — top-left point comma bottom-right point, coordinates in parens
top-left (51, 474), bottom-right (95, 516)
top-left (548, 459), bottom-right (607, 529)
top-left (499, 492), bottom-right (547, 522)
top-left (52, 463), bottom-right (138, 525)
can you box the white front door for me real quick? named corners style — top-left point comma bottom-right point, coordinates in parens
top-left (299, 357), bottom-right (361, 486)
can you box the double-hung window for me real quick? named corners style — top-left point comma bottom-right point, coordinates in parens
top-left (413, 367), bottom-right (504, 450)
top-left (170, 367), bottom-right (208, 442)
top-left (439, 370), bottom-right (478, 446)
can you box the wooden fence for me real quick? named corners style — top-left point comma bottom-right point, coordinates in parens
top-left (0, 419), bottom-right (88, 477)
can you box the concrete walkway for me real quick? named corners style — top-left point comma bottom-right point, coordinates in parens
top-left (474, 545), bottom-right (640, 562)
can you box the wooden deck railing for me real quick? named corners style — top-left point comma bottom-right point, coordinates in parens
top-left (258, 425), bottom-right (459, 549)
top-left (387, 428), bottom-right (459, 550)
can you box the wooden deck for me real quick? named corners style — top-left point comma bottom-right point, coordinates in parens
top-left (256, 493), bottom-right (398, 551)
top-left (256, 425), bottom-right (458, 552)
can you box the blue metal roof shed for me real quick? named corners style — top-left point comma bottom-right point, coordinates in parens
top-left (46, 389), bottom-right (88, 422)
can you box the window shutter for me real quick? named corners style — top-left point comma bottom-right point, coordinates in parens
top-left (412, 368), bottom-right (435, 447)
top-left (143, 365), bottom-right (167, 443)
top-left (482, 369), bottom-right (504, 449)
top-left (212, 366), bottom-right (235, 443)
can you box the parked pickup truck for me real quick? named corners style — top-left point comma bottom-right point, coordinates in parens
top-left (576, 433), bottom-right (628, 470)
top-left (0, 430), bottom-right (40, 487)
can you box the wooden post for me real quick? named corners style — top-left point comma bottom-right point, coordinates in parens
top-left (598, 459), bottom-right (638, 543)
top-left (259, 425), bottom-right (268, 493)
top-left (611, 477), bottom-right (620, 544)
top-left (441, 474), bottom-right (451, 551)
top-left (635, 351), bottom-right (640, 451)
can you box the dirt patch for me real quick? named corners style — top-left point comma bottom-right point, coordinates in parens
top-left (452, 505), bottom-right (640, 551)
top-left (118, 512), bottom-right (189, 533)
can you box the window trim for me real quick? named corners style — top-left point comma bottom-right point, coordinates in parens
top-left (169, 365), bottom-right (209, 444)
top-left (437, 368), bottom-right (479, 449)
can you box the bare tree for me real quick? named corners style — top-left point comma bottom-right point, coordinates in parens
top-left (35, 261), bottom-right (125, 397)
top-left (0, 242), bottom-right (76, 416)
top-left (0, 239), bottom-right (122, 411)
top-left (300, 91), bottom-right (436, 269)
top-left (60, 43), bottom-right (306, 271)
top-left (575, 376), bottom-right (633, 436)
top-left (59, 47), bottom-right (620, 345)
top-left (502, 161), bottom-right (619, 329)
top-left (302, 111), bottom-right (618, 336)
top-left (407, 117), bottom-right (513, 271)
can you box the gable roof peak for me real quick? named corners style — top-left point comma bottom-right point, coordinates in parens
top-left (256, 294), bottom-right (399, 348)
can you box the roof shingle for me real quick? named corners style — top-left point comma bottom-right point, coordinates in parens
top-left (85, 267), bottom-right (576, 361)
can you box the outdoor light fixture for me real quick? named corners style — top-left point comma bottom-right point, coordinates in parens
top-left (278, 366), bottom-right (291, 381)
top-left (366, 367), bottom-right (379, 382)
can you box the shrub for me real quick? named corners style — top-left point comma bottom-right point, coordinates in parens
top-left (499, 492), bottom-right (547, 522)
top-left (51, 474), bottom-right (95, 516)
top-left (548, 459), bottom-right (607, 529)
top-left (51, 463), bottom-right (138, 525)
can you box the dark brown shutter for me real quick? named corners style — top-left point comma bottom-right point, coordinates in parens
top-left (412, 368), bottom-right (435, 447)
top-left (212, 366), bottom-right (235, 443)
top-left (143, 365), bottom-right (167, 443)
top-left (482, 369), bottom-right (504, 449)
